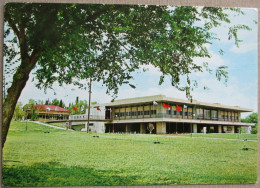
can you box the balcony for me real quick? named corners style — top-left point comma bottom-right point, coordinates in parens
top-left (111, 112), bottom-right (240, 123)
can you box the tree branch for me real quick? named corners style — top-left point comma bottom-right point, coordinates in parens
top-left (5, 11), bottom-right (20, 37)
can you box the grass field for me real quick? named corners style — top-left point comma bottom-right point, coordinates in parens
top-left (2, 121), bottom-right (258, 186)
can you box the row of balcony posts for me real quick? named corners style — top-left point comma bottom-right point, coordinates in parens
top-left (107, 103), bottom-right (240, 122)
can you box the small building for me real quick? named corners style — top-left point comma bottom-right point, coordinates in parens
top-left (101, 95), bottom-right (255, 134)
top-left (69, 107), bottom-right (105, 133)
top-left (27, 104), bottom-right (69, 120)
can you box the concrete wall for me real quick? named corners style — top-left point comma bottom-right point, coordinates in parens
top-left (84, 122), bottom-right (105, 133)
top-left (156, 122), bottom-right (166, 134)
top-left (193, 124), bottom-right (197, 133)
top-left (218, 125), bottom-right (222, 133)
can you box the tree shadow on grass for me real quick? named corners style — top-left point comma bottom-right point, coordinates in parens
top-left (2, 161), bottom-right (139, 186)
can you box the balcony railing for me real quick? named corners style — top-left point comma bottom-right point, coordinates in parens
top-left (112, 113), bottom-right (240, 122)
top-left (69, 114), bottom-right (105, 120)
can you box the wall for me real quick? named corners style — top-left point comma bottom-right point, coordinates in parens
top-left (156, 122), bottom-right (166, 134)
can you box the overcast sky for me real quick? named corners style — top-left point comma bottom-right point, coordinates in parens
top-left (15, 7), bottom-right (258, 117)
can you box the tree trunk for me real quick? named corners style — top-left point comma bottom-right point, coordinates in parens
top-left (2, 53), bottom-right (39, 148)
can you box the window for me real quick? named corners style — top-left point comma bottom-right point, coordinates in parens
top-left (126, 112), bottom-right (131, 116)
top-left (131, 111), bottom-right (137, 116)
top-left (138, 111), bottom-right (143, 116)
top-left (166, 110), bottom-right (171, 115)
top-left (151, 110), bottom-right (156, 115)
top-left (144, 110), bottom-right (150, 115)
top-left (196, 108), bottom-right (203, 119)
top-left (211, 110), bottom-right (218, 120)
top-left (204, 109), bottom-right (211, 119)
top-left (172, 110), bottom-right (177, 115)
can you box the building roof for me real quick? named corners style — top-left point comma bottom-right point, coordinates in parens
top-left (34, 104), bottom-right (68, 112)
top-left (102, 95), bottom-right (253, 112)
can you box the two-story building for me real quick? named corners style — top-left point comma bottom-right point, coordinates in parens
top-left (101, 95), bottom-right (254, 134)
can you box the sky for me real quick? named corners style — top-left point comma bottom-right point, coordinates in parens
top-left (7, 6), bottom-right (258, 118)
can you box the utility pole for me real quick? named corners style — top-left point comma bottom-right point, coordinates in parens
top-left (87, 78), bottom-right (92, 133)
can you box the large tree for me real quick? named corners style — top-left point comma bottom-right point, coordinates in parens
top-left (3, 3), bottom-right (250, 148)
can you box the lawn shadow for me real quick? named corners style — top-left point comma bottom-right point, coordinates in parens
top-left (2, 161), bottom-right (139, 186)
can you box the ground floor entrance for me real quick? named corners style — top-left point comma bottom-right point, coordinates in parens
top-left (105, 122), bottom-right (243, 134)
top-left (105, 123), bottom-right (157, 134)
top-left (166, 122), bottom-right (192, 133)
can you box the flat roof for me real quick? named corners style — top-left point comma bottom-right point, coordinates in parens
top-left (102, 95), bottom-right (253, 112)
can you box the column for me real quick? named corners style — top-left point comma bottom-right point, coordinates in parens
top-left (193, 123), bottom-right (197, 133)
top-left (126, 124), bottom-right (131, 133)
top-left (156, 122), bottom-right (166, 134)
top-left (130, 106), bottom-right (132, 119)
top-left (119, 108), bottom-right (120, 120)
top-left (150, 104), bottom-right (152, 118)
top-left (143, 105), bottom-right (144, 118)
top-left (140, 123), bottom-right (146, 134)
top-left (218, 110), bottom-right (222, 121)
top-left (125, 106), bottom-right (126, 119)
top-left (218, 125), bottom-right (222, 133)
top-left (231, 126), bottom-right (235, 133)
top-left (182, 105), bottom-right (184, 119)
top-left (192, 106), bottom-right (196, 119)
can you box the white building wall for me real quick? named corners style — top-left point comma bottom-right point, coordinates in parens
top-left (70, 107), bottom-right (106, 133)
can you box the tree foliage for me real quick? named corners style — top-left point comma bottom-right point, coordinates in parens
top-left (4, 4), bottom-right (250, 99)
top-left (22, 99), bottom-right (39, 121)
top-left (51, 98), bottom-right (60, 106)
top-left (68, 99), bottom-right (88, 115)
top-left (3, 3), bottom-right (251, 148)
top-left (242, 112), bottom-right (258, 134)
top-left (14, 102), bottom-right (26, 121)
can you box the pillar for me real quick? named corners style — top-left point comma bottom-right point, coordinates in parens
top-left (218, 125), bottom-right (222, 133)
top-left (218, 110), bottom-right (222, 120)
top-left (193, 123), bottom-right (197, 133)
top-left (231, 126), bottom-right (235, 133)
top-left (126, 124), bottom-right (131, 133)
top-left (192, 106), bottom-right (197, 119)
top-left (248, 126), bottom-right (252, 134)
top-left (140, 123), bottom-right (146, 134)
top-left (203, 127), bottom-right (207, 134)
top-left (156, 122), bottom-right (166, 134)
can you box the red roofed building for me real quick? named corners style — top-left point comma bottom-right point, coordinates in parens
top-left (27, 104), bottom-right (69, 120)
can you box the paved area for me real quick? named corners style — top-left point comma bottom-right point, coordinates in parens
top-left (32, 121), bottom-right (73, 131)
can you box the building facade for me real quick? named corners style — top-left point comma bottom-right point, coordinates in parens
top-left (28, 104), bottom-right (69, 120)
top-left (69, 107), bottom-right (105, 133)
top-left (102, 95), bottom-right (254, 134)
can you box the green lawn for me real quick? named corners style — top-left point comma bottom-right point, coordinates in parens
top-left (174, 133), bottom-right (258, 140)
top-left (2, 121), bottom-right (258, 186)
